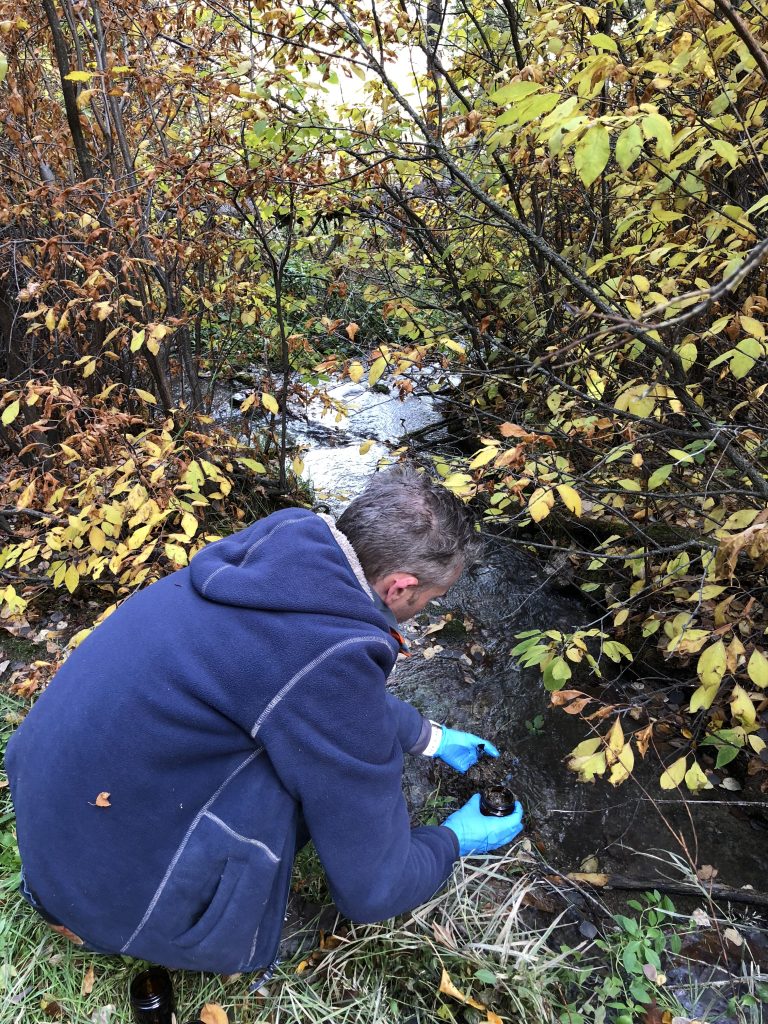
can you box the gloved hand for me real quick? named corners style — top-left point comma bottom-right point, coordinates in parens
top-left (442, 793), bottom-right (524, 856)
top-left (434, 727), bottom-right (499, 773)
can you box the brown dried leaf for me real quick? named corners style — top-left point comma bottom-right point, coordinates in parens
top-left (696, 864), bottom-right (718, 882)
top-left (200, 1003), bottom-right (229, 1024)
top-left (345, 321), bottom-right (360, 342)
top-left (81, 964), bottom-right (95, 996)
top-left (635, 723), bottom-right (654, 757)
top-left (93, 792), bottom-right (111, 807)
top-left (549, 689), bottom-right (587, 706)
top-left (561, 697), bottom-right (592, 715)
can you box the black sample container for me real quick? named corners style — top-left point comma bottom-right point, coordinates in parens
top-left (129, 968), bottom-right (175, 1024)
top-left (479, 785), bottom-right (517, 817)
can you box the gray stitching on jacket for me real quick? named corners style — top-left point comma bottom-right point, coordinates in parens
top-left (120, 748), bottom-right (264, 953)
top-left (199, 517), bottom-right (306, 596)
top-left (250, 635), bottom-right (396, 739)
top-left (203, 812), bottom-right (279, 863)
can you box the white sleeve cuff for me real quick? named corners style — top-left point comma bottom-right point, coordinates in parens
top-left (422, 721), bottom-right (444, 757)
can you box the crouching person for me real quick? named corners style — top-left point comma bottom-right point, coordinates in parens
top-left (6, 465), bottom-right (523, 973)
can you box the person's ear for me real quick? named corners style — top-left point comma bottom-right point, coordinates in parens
top-left (382, 573), bottom-right (419, 604)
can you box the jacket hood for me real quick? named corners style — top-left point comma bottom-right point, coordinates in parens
top-left (188, 508), bottom-right (383, 625)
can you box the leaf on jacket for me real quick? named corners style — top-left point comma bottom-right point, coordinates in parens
top-left (92, 791), bottom-right (111, 807)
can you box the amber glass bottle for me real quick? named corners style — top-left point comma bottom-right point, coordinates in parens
top-left (129, 968), bottom-right (175, 1024)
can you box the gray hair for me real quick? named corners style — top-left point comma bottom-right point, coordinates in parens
top-left (336, 464), bottom-right (482, 587)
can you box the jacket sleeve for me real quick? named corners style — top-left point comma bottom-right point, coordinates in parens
top-left (385, 693), bottom-right (430, 753)
top-left (256, 636), bottom-right (459, 923)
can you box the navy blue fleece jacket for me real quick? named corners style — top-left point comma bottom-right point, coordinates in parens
top-left (5, 509), bottom-right (458, 973)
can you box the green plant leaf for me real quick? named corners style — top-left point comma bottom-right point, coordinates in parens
top-left (574, 124), bottom-right (610, 186)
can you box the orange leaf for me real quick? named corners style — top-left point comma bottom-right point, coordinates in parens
top-left (439, 968), bottom-right (486, 1011)
top-left (346, 321), bottom-right (360, 341)
top-left (93, 791), bottom-right (111, 807)
top-left (200, 1004), bottom-right (229, 1024)
top-left (499, 422), bottom-right (536, 442)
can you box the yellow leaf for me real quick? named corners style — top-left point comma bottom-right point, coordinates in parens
top-left (609, 741), bottom-right (634, 786)
top-left (1, 399), bottom-right (20, 425)
top-left (569, 737), bottom-right (602, 758)
top-left (130, 329), bottom-right (145, 352)
top-left (557, 483), bottom-right (582, 517)
top-left (730, 684), bottom-right (756, 727)
top-left (89, 526), bottom-right (107, 552)
top-left (76, 88), bottom-right (95, 109)
top-left (606, 718), bottom-right (624, 761)
top-left (689, 684), bottom-right (718, 713)
top-left (528, 487), bottom-right (554, 522)
top-left (239, 457), bottom-right (266, 474)
top-left (64, 564), bottom-right (80, 594)
top-left (200, 1003), bottom-right (229, 1024)
top-left (133, 388), bottom-right (156, 404)
top-left (292, 456), bottom-right (304, 476)
top-left (740, 315), bottom-right (765, 341)
top-left (262, 392), bottom-right (279, 415)
top-left (359, 440), bottom-right (373, 455)
top-left (469, 446), bottom-right (499, 469)
top-left (164, 542), bottom-right (188, 566)
top-left (439, 968), bottom-right (486, 1012)
top-left (685, 760), bottom-right (713, 793)
top-left (659, 755), bottom-right (687, 789)
top-left (128, 524), bottom-right (151, 550)
top-left (348, 361), bottom-right (364, 383)
top-left (180, 512), bottom-right (198, 538)
top-left (16, 479), bottom-right (36, 510)
top-left (368, 355), bottom-right (387, 387)
top-left (747, 649), bottom-right (768, 689)
top-left (64, 70), bottom-right (93, 81)
top-left (45, 308), bottom-right (56, 331)
top-left (568, 750), bottom-right (607, 782)
top-left (83, 359), bottom-right (96, 378)
top-left (697, 640), bottom-right (726, 688)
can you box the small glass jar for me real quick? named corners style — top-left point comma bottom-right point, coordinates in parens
top-left (479, 785), bottom-right (517, 817)
top-left (129, 967), bottom-right (175, 1024)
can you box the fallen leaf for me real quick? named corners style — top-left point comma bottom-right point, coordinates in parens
top-left (92, 792), bottom-right (111, 807)
top-left (200, 1003), bottom-right (229, 1024)
top-left (579, 854), bottom-right (599, 873)
top-left (566, 872), bottom-right (610, 886)
top-left (81, 965), bottom-right (95, 996)
top-left (696, 864), bottom-right (718, 882)
top-left (439, 968), bottom-right (486, 1011)
top-left (691, 908), bottom-right (710, 927)
top-left (345, 321), bottom-right (360, 342)
top-left (723, 926), bottom-right (742, 948)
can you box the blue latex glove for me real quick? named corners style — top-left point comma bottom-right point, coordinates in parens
top-left (442, 793), bottom-right (524, 856)
top-left (434, 727), bottom-right (499, 773)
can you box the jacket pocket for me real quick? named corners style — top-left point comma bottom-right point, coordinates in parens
top-left (140, 813), bottom-right (283, 971)
top-left (173, 854), bottom-right (245, 949)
